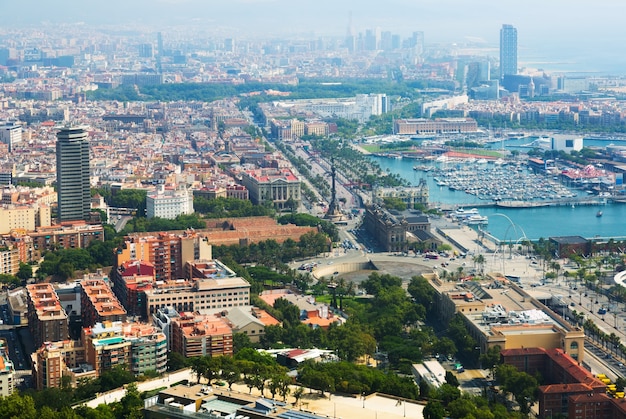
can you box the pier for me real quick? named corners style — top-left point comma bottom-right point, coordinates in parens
top-left (437, 196), bottom-right (619, 211)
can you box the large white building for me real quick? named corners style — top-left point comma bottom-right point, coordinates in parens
top-left (240, 168), bottom-right (301, 210)
top-left (146, 185), bottom-right (194, 219)
top-left (0, 123), bottom-right (22, 152)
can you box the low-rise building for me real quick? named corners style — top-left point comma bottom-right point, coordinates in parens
top-left (30, 222), bottom-right (104, 255)
top-left (393, 118), bottom-right (478, 135)
top-left (363, 205), bottom-right (437, 252)
top-left (500, 347), bottom-right (617, 419)
top-left (429, 276), bottom-right (585, 361)
top-left (240, 168), bottom-right (300, 210)
top-left (221, 306), bottom-right (280, 343)
top-left (373, 181), bottom-right (429, 208)
top-left (146, 185), bottom-right (194, 220)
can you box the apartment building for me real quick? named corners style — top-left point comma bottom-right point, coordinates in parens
top-left (116, 231), bottom-right (212, 282)
top-left (124, 323), bottom-right (168, 375)
top-left (80, 278), bottom-right (127, 328)
top-left (0, 203), bottom-right (51, 234)
top-left (26, 283), bottom-right (69, 348)
top-left (0, 341), bottom-right (14, 396)
top-left (82, 322), bottom-right (131, 378)
top-left (170, 312), bottom-right (233, 358)
top-left (0, 245), bottom-right (19, 276)
top-left (30, 222), bottom-right (104, 254)
top-left (111, 260), bottom-right (154, 318)
top-left (32, 340), bottom-right (89, 390)
top-left (152, 306), bottom-right (180, 351)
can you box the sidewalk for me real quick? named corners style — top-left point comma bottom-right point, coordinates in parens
top-left (85, 368), bottom-right (425, 419)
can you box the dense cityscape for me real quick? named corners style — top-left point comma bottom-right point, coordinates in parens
top-left (3, 4), bottom-right (626, 419)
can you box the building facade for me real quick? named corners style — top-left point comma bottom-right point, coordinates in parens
top-left (500, 24), bottom-right (518, 79)
top-left (393, 118), bottom-right (478, 135)
top-left (170, 313), bottom-right (233, 358)
top-left (26, 283), bottom-right (69, 348)
top-left (0, 341), bottom-right (14, 396)
top-left (146, 185), bottom-right (194, 220)
top-left (56, 126), bottom-right (91, 222)
top-left (115, 231), bottom-right (212, 282)
top-left (80, 278), bottom-right (127, 328)
top-left (0, 123), bottom-right (22, 152)
top-left (240, 168), bottom-right (301, 210)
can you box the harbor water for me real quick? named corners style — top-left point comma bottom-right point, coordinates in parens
top-left (371, 155), bottom-right (626, 242)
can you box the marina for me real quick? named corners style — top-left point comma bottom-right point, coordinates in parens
top-left (370, 155), bottom-right (626, 241)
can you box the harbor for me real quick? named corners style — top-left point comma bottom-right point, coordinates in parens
top-left (370, 155), bottom-right (626, 241)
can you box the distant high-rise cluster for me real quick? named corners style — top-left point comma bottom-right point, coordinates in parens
top-left (500, 24), bottom-right (518, 79)
top-left (56, 126), bottom-right (90, 222)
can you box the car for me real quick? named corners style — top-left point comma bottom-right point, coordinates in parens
top-left (570, 302), bottom-right (575, 307)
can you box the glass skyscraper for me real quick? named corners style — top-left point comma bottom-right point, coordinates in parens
top-left (56, 126), bottom-right (90, 222)
top-left (500, 24), bottom-right (518, 79)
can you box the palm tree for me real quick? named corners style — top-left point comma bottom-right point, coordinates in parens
top-left (473, 254), bottom-right (486, 275)
top-left (292, 386), bottom-right (305, 407)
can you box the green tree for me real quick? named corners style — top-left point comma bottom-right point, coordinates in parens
top-left (167, 351), bottom-right (189, 371)
top-left (16, 262), bottom-right (33, 281)
top-left (115, 382), bottom-right (143, 419)
top-left (423, 400), bottom-right (445, 419)
top-left (0, 393), bottom-right (38, 419)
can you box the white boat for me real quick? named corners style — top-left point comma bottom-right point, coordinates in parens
top-left (453, 208), bottom-right (480, 219)
top-left (464, 215), bottom-right (489, 225)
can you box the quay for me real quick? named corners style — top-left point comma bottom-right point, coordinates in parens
top-left (437, 196), bottom-right (618, 211)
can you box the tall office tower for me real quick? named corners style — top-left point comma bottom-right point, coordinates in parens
top-left (56, 126), bottom-right (90, 222)
top-left (364, 28), bottom-right (380, 51)
top-left (224, 38), bottom-right (235, 53)
top-left (138, 43), bottom-right (154, 58)
top-left (345, 11), bottom-right (356, 53)
top-left (156, 32), bottom-right (163, 74)
top-left (500, 24), bottom-right (518, 79)
top-left (411, 31), bottom-right (424, 56)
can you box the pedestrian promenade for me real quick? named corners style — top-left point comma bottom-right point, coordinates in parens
top-left (84, 368), bottom-right (425, 419)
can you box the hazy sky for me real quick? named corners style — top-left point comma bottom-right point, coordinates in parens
top-left (2, 0), bottom-right (626, 72)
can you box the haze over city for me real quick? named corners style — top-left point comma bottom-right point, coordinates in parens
top-left (2, 0), bottom-right (626, 73)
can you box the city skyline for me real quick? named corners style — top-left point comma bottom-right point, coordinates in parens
top-left (2, 1), bottom-right (626, 74)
